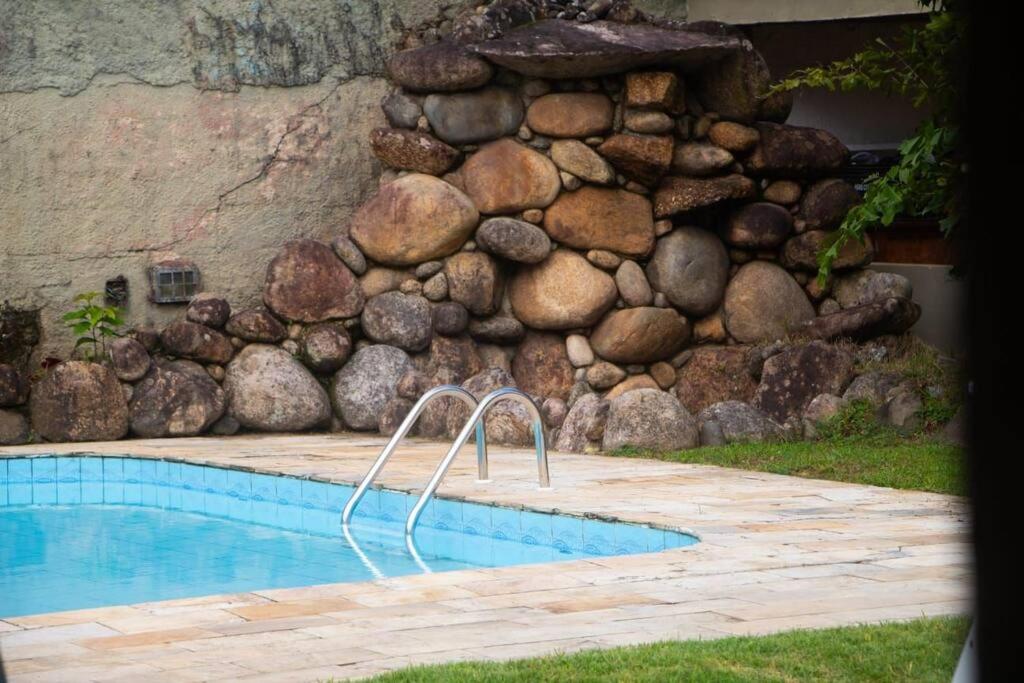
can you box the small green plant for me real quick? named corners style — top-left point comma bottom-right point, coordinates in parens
top-left (62, 291), bottom-right (126, 361)
top-left (816, 399), bottom-right (893, 441)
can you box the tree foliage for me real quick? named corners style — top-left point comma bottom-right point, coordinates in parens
top-left (767, 0), bottom-right (965, 280)
top-left (62, 291), bottom-right (125, 362)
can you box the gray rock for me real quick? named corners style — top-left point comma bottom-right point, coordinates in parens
top-left (565, 334), bottom-right (594, 368)
top-left (378, 397), bottom-right (415, 436)
top-left (843, 371), bottom-right (904, 406)
top-left (415, 261), bottom-right (444, 279)
top-left (360, 292), bottom-right (432, 352)
top-left (753, 341), bottom-right (856, 422)
top-left (0, 364), bottom-right (28, 407)
top-left (444, 368), bottom-right (534, 446)
top-left (160, 321), bottom-right (234, 364)
top-left (106, 337), bottom-right (151, 382)
top-left (833, 270), bottom-right (913, 309)
top-left (645, 227), bottom-right (729, 317)
top-left (615, 260), bottom-right (654, 307)
top-left (697, 400), bottom-right (783, 444)
top-left (224, 345), bottom-right (330, 432)
top-left (797, 297), bottom-right (922, 342)
top-left (603, 389), bottom-right (699, 451)
top-left (433, 302), bottom-right (470, 336)
top-left (330, 235), bottom-right (367, 276)
top-left (130, 360), bottom-right (225, 437)
top-left (554, 392), bottom-right (609, 453)
top-left (422, 272), bottom-right (448, 301)
top-left (884, 386), bottom-right (923, 433)
top-left (331, 345), bottom-right (413, 431)
top-left (476, 218), bottom-right (551, 264)
top-left (209, 414), bottom-right (240, 436)
top-left (801, 393), bottom-right (848, 439)
top-left (30, 361), bottom-right (129, 442)
top-left (186, 293), bottom-right (230, 328)
top-left (542, 397), bottom-right (568, 429)
top-left (225, 308), bottom-right (287, 343)
top-left (423, 87), bottom-right (524, 146)
top-left (798, 179), bottom-right (860, 230)
top-left (381, 91), bottom-right (422, 129)
top-left (0, 409), bottom-right (30, 445)
top-left (699, 418), bottom-right (726, 446)
top-left (299, 323), bottom-right (352, 374)
top-left (468, 316), bottom-right (525, 344)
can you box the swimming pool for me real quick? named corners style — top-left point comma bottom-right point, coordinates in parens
top-left (0, 456), bottom-right (697, 618)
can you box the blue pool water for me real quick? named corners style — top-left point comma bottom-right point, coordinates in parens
top-left (0, 456), bottom-right (697, 618)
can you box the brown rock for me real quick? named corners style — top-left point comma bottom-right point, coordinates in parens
top-left (300, 323), bottom-right (352, 374)
top-left (424, 334), bottom-right (484, 383)
top-left (467, 316), bottom-right (523, 343)
top-left (590, 307), bottom-right (691, 364)
top-left (378, 397), bottom-right (415, 436)
top-left (674, 346), bottom-right (756, 414)
top-left (650, 362), bottom-right (676, 390)
top-left (795, 297), bottom-right (922, 342)
top-left (549, 139), bottom-right (615, 185)
top-left (753, 341), bottom-right (856, 422)
top-left (360, 267), bottom-right (414, 298)
top-left (605, 374), bottom-right (660, 400)
top-left (433, 302), bottom-right (471, 337)
top-left (723, 261), bottom-right (815, 343)
top-left (746, 122), bottom-right (848, 176)
top-left (508, 250), bottom-right (617, 330)
top-left (263, 239), bottom-right (364, 323)
top-left (387, 41), bottom-right (494, 92)
top-left (707, 121), bottom-right (760, 152)
top-left (0, 364), bottom-right (29, 407)
top-left (671, 142), bottom-right (734, 176)
top-left (445, 252), bottom-right (503, 316)
top-left (693, 47), bottom-right (771, 123)
top-left (597, 134), bottom-right (673, 185)
top-left (160, 321), bottom-right (234, 364)
top-left (224, 308), bottom-right (287, 343)
top-left (543, 187), bottom-right (655, 257)
top-left (798, 179), bottom-right (861, 230)
top-left (653, 174), bottom-right (756, 217)
top-left (349, 174), bottom-right (479, 266)
top-left (369, 128), bottom-right (459, 176)
top-left (461, 139), bottom-right (561, 214)
top-left (186, 294), bottom-right (230, 328)
top-left (29, 361), bottom-right (129, 442)
top-left (625, 71), bottom-right (681, 112)
top-left (624, 109), bottom-right (674, 134)
top-left (781, 231), bottom-right (874, 271)
top-left (526, 93), bottom-right (614, 138)
top-left (720, 202), bottom-right (793, 249)
top-left (105, 337), bottom-right (151, 383)
top-left (129, 360), bottom-right (225, 438)
top-left (360, 292), bottom-right (433, 352)
top-left (763, 180), bottom-right (802, 205)
top-left (586, 361), bottom-right (626, 389)
top-left (512, 332), bottom-right (574, 400)
top-left (0, 409), bottom-right (30, 445)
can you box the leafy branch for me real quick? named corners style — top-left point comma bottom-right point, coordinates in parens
top-left (62, 291), bottom-right (125, 362)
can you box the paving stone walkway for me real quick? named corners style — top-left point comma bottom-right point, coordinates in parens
top-left (0, 434), bottom-right (971, 682)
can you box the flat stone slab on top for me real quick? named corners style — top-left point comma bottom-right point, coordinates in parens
top-left (469, 20), bottom-right (742, 78)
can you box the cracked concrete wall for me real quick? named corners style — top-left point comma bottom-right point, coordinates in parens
top-left (1, 0), bottom-right (464, 359)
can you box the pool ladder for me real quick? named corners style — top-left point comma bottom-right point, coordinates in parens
top-left (341, 385), bottom-right (550, 538)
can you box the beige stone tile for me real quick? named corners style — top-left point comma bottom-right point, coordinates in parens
top-left (77, 627), bottom-right (219, 651)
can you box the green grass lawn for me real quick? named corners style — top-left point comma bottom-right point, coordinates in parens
top-left (365, 616), bottom-right (968, 682)
top-left (613, 436), bottom-right (964, 496)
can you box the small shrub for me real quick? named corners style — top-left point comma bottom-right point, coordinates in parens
top-left (816, 399), bottom-right (894, 441)
top-left (62, 291), bottom-right (125, 362)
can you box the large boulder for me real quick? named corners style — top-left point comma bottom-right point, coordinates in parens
top-left (300, 323), bottom-right (351, 374)
top-left (0, 364), bottom-right (28, 407)
top-left (468, 19), bottom-right (740, 79)
top-left (597, 134), bottom-right (673, 186)
top-left (692, 46), bottom-right (771, 123)
top-left (675, 346), bottom-right (757, 415)
top-left (331, 345), bottom-right (413, 431)
top-left (263, 239), bottom-right (364, 322)
top-left (423, 87), bottom-right (524, 145)
top-left (653, 174), bottom-right (756, 217)
top-left (129, 360), bottom-right (225, 438)
top-left (542, 187), bottom-right (655, 257)
top-left (508, 250), bottom-right (617, 330)
top-left (369, 128), bottom-right (459, 176)
top-left (554, 392), bottom-right (609, 453)
top-left (30, 361), bottom-right (129, 442)
top-left (797, 297), bottom-right (922, 341)
top-left (798, 179), bottom-right (861, 230)
top-left (461, 139), bottom-right (561, 214)
top-left (746, 123), bottom-right (848, 176)
top-left (645, 227), bottom-right (729, 316)
top-left (186, 294), bottom-right (230, 328)
top-left (525, 93), bottom-right (614, 137)
top-left (723, 262), bottom-right (815, 343)
top-left (602, 389), bottom-right (699, 451)
top-left (475, 218), bottom-right (551, 264)
top-left (511, 332), bottom-right (574, 401)
top-left (590, 307), bottom-right (691, 365)
top-left (224, 308), bottom-right (287, 343)
top-left (549, 140), bottom-right (615, 185)
top-left (160, 321), bottom-right (234, 364)
top-left (350, 174), bottom-right (479, 266)
top-left (445, 252), bottom-right (503, 316)
top-left (833, 270), bottom-right (913, 308)
top-left (224, 345), bottom-right (330, 432)
top-left (360, 292), bottom-right (433, 352)
top-left (753, 341), bottom-right (856, 422)
top-left (444, 368), bottom-right (535, 446)
top-left (720, 202), bottom-right (793, 249)
top-left (106, 337), bottom-right (151, 383)
top-left (387, 41), bottom-right (494, 92)
top-left (781, 231), bottom-right (874, 271)
top-left (697, 400), bottom-right (783, 445)
top-left (0, 409), bottom-right (30, 445)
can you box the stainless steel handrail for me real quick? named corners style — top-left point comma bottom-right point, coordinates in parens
top-left (341, 384), bottom-right (486, 527)
top-left (405, 387), bottom-right (550, 536)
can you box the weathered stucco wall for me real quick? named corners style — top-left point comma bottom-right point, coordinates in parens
top-left (0, 0), bottom-right (463, 358)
